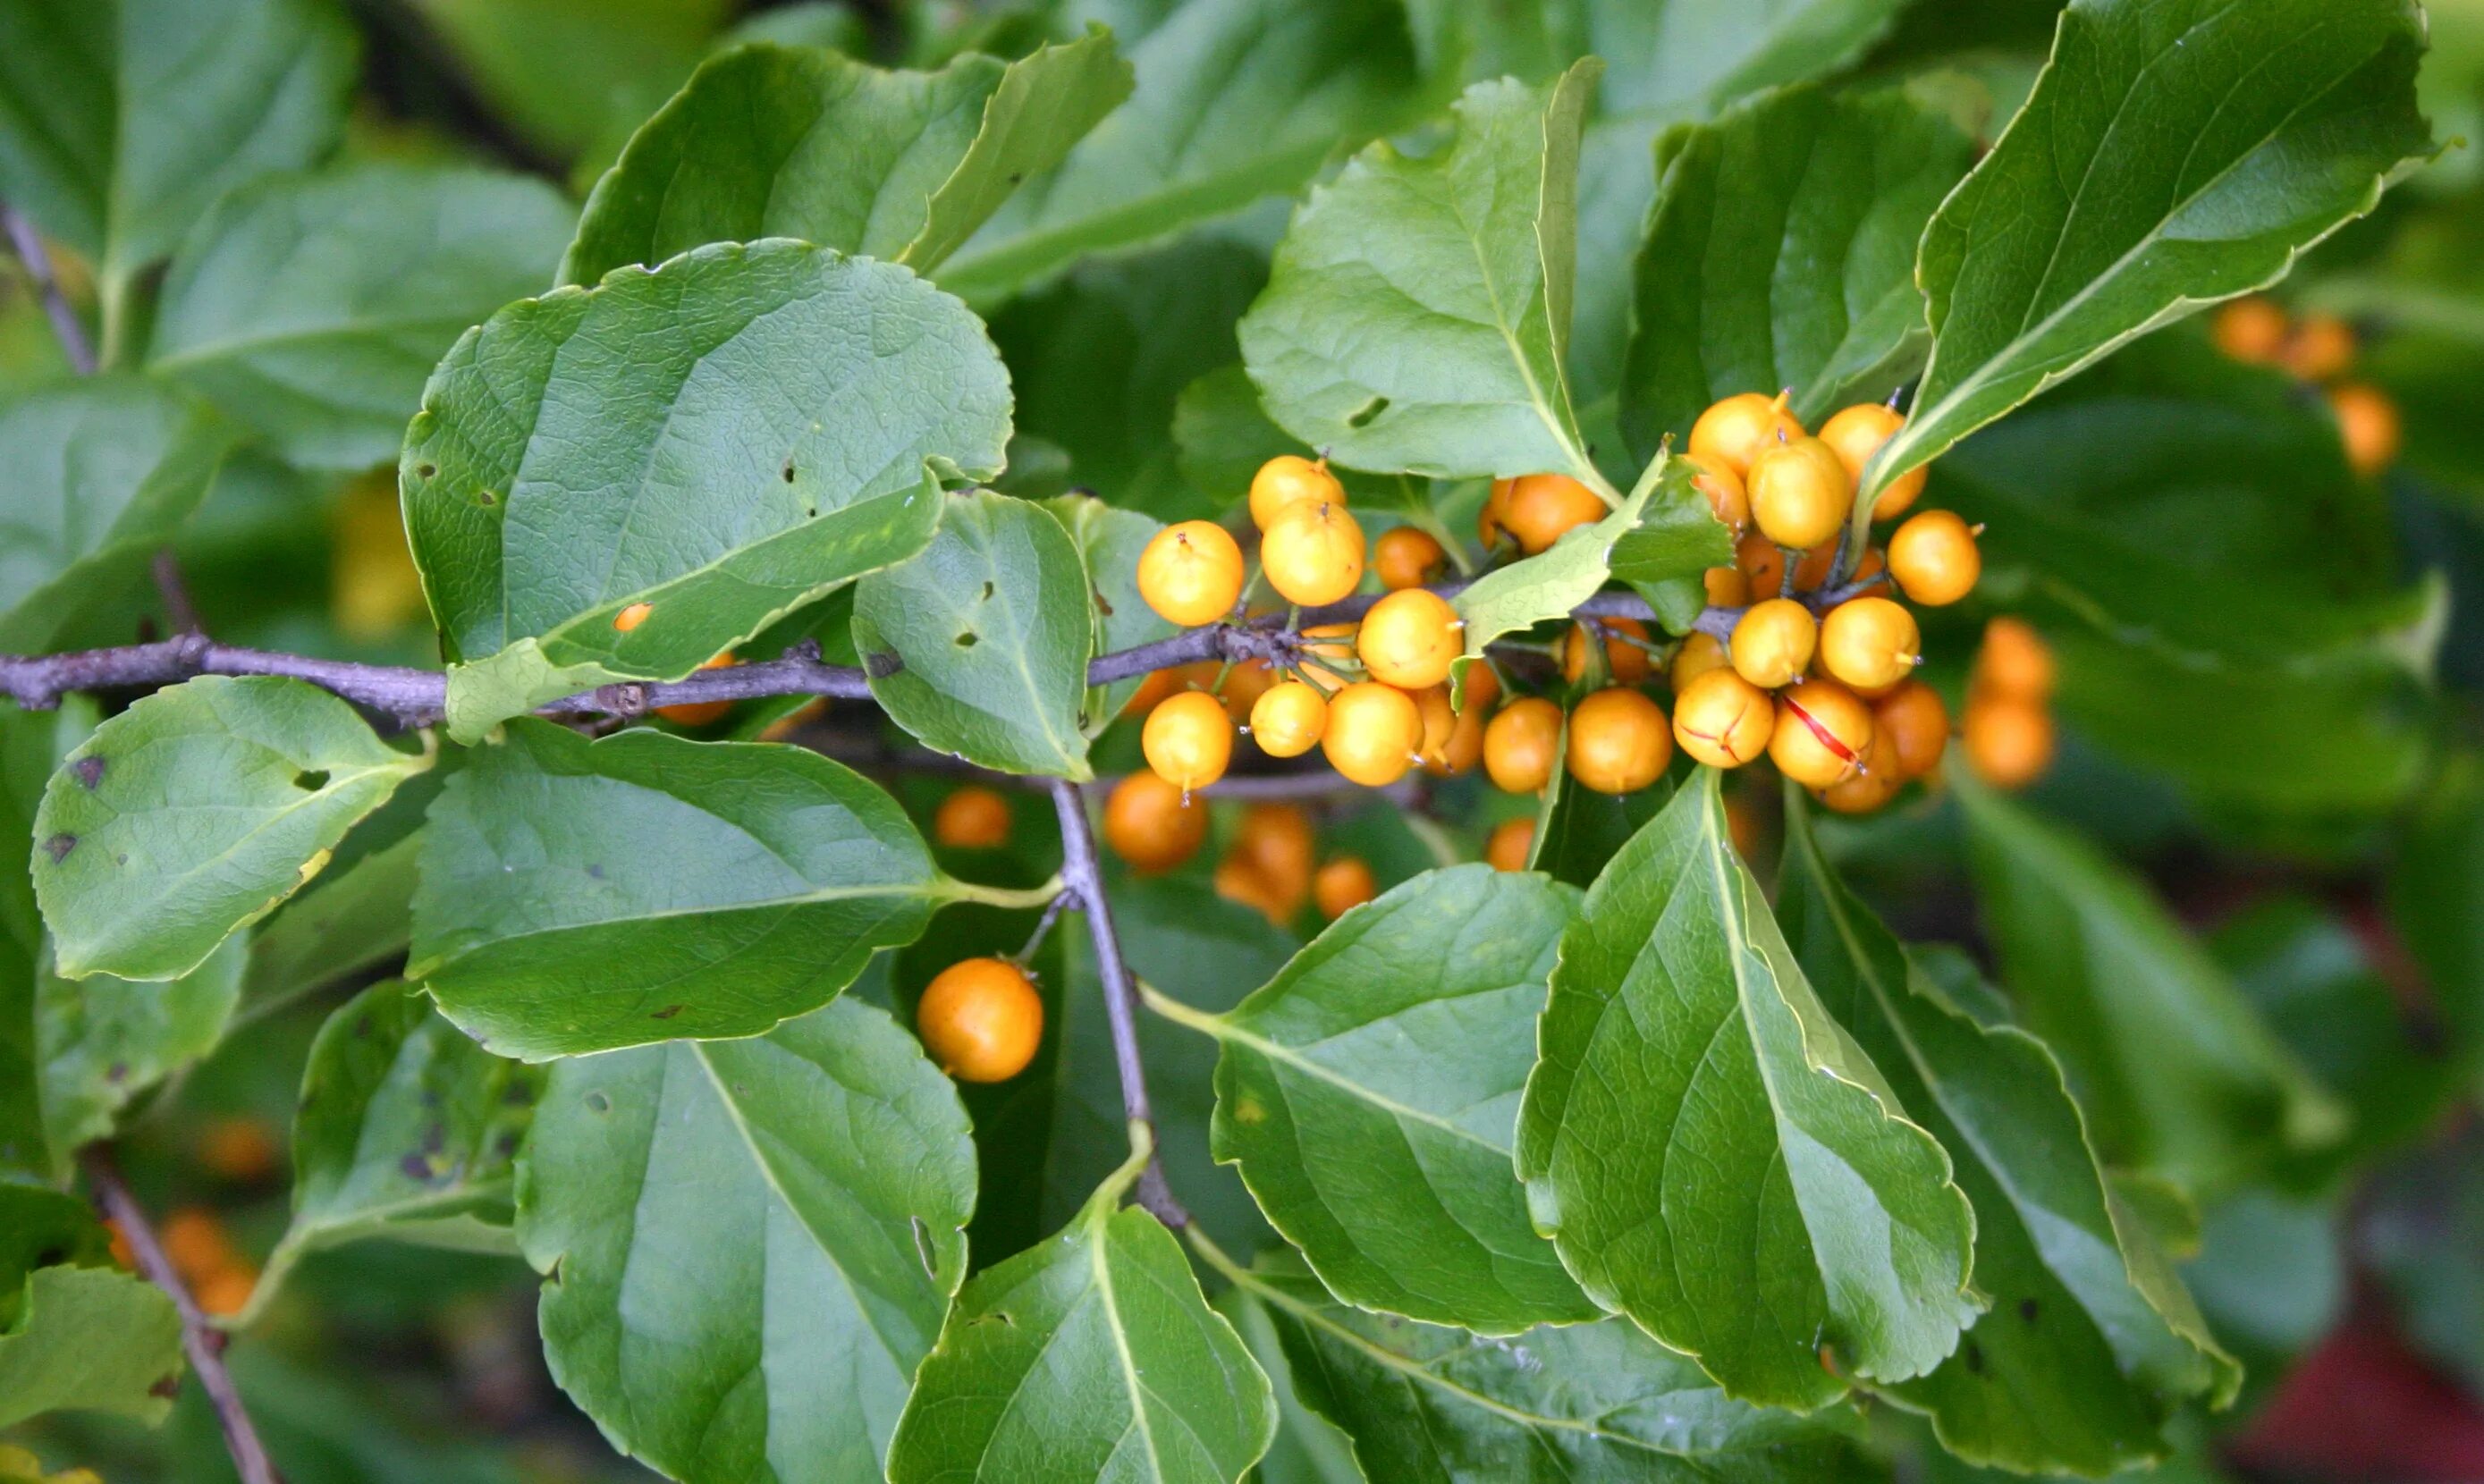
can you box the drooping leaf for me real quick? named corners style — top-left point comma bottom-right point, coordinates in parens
top-left (1778, 802), bottom-right (2237, 1475)
top-left (32, 676), bottom-right (430, 982)
top-left (1619, 84), bottom-right (1975, 459)
top-left (1046, 494), bottom-right (1175, 734)
top-left (1239, 63), bottom-right (1603, 484)
top-left (0, 1265), bottom-right (182, 1430)
top-left (401, 240), bottom-right (1005, 741)
top-left (1516, 767), bottom-right (1980, 1411)
top-left (1158, 864), bottom-right (1593, 1333)
top-left (1213, 1285), bottom-right (1361, 1484)
top-left (148, 163), bottom-right (576, 470)
top-left (853, 490), bottom-right (1097, 779)
top-left (562, 32), bottom-right (1132, 286)
top-left (520, 997), bottom-right (976, 1484)
top-left (0, 378), bottom-right (231, 653)
top-left (887, 1140), bottom-right (1276, 1484)
top-left (410, 720), bottom-right (953, 1059)
top-left (1860, 0), bottom-right (2436, 506)
top-left (937, 0), bottom-right (1429, 303)
top-left (0, 0), bottom-right (355, 289)
top-left (1243, 1251), bottom-right (1880, 1483)
top-left (250, 982), bottom-right (541, 1319)
top-left (1956, 774), bottom-right (2346, 1194)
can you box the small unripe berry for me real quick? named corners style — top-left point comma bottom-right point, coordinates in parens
top-left (2328, 382), bottom-right (2401, 476)
top-left (1964, 696), bottom-right (2054, 789)
top-left (1137, 520), bottom-right (1246, 626)
top-left (1688, 392), bottom-right (1804, 479)
top-left (1426, 662), bottom-right (1498, 778)
top-left (1736, 529), bottom-right (1787, 599)
top-left (1142, 689), bottom-right (1232, 792)
top-left (1322, 681), bottom-right (1424, 788)
top-left (1973, 617), bottom-right (2054, 704)
top-left (1818, 596), bottom-right (1921, 692)
top-left (1483, 696), bottom-right (1563, 794)
top-left (1560, 616), bottom-right (1652, 685)
top-left (1373, 526), bottom-right (1448, 589)
top-left (1249, 680), bottom-right (1329, 758)
top-left (1730, 598), bottom-right (1817, 689)
top-left (1769, 677), bottom-right (1873, 788)
top-left (1567, 687), bottom-right (1672, 796)
top-left (1703, 565), bottom-right (1749, 609)
top-left (1749, 435), bottom-right (1854, 549)
top-left (1681, 454), bottom-right (1748, 531)
top-left (1314, 856), bottom-right (1379, 918)
top-left (1870, 680), bottom-right (1950, 781)
top-left (1818, 403), bottom-right (1924, 520)
top-left (2280, 311), bottom-right (2355, 382)
top-left (934, 785), bottom-right (1012, 849)
top-left (1250, 454), bottom-right (1345, 530)
top-left (1356, 588), bottom-right (1463, 689)
top-left (1672, 669), bottom-right (1773, 769)
top-left (1669, 631), bottom-right (1730, 692)
top-left (2212, 296), bottom-right (2288, 365)
top-left (917, 957), bottom-right (1043, 1083)
top-left (1500, 474), bottom-right (1607, 554)
top-left (1103, 772), bottom-right (1204, 872)
top-left (1484, 817), bottom-right (1533, 873)
top-left (1887, 510), bottom-right (1980, 606)
top-left (1261, 501), bottom-right (1366, 606)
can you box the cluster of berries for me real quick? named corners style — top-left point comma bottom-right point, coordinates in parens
top-left (1960, 617), bottom-right (2057, 790)
top-left (2211, 296), bottom-right (2400, 477)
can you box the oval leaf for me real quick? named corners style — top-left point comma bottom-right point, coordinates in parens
top-left (0, 1265), bottom-right (182, 1430)
top-left (410, 720), bottom-right (951, 1059)
top-left (1516, 767), bottom-right (1980, 1410)
top-left (520, 997), bottom-right (976, 1484)
top-left (32, 676), bottom-right (430, 982)
top-left (401, 239), bottom-right (1008, 740)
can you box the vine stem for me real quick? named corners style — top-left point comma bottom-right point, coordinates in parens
top-left (84, 1150), bottom-right (286, 1484)
top-left (1046, 779), bottom-right (1187, 1230)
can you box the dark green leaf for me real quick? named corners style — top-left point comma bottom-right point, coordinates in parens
top-left (2392, 752), bottom-right (2484, 1086)
top-left (2364, 1132), bottom-right (2484, 1395)
top-left (0, 1265), bottom-right (182, 1429)
top-left (1524, 732), bottom-right (1672, 890)
top-left (1214, 1285), bottom-right (1361, 1484)
top-left (853, 490), bottom-right (1097, 778)
top-left (401, 240), bottom-right (1003, 740)
top-left (1517, 767), bottom-right (1979, 1411)
top-left (1862, 0), bottom-right (2435, 505)
top-left (149, 163), bottom-right (576, 470)
top-left (562, 32), bottom-right (1132, 286)
top-left (521, 997), bottom-right (976, 1484)
top-left (33, 676), bottom-right (430, 982)
top-left (1239, 64), bottom-right (1604, 484)
top-left (410, 720), bottom-right (952, 1059)
top-left (406, 0), bottom-right (727, 166)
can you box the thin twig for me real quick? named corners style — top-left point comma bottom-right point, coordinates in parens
top-left (1047, 780), bottom-right (1187, 1229)
top-left (1, 200), bottom-right (96, 375)
top-left (152, 550), bottom-right (204, 635)
top-left (84, 1151), bottom-right (285, 1484)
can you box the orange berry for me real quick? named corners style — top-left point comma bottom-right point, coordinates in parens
top-left (1233, 804), bottom-right (1316, 915)
top-left (1973, 617), bottom-right (2055, 704)
top-left (1483, 696), bottom-right (1563, 794)
top-left (1769, 677), bottom-right (1874, 788)
top-left (1121, 667), bottom-right (1181, 718)
top-left (1560, 616), bottom-right (1652, 685)
top-left (934, 786), bottom-right (1013, 849)
top-left (1322, 681), bottom-right (1424, 788)
top-left (1671, 669), bottom-right (1774, 769)
top-left (655, 652), bottom-right (739, 726)
top-left (1373, 526), bottom-right (1448, 589)
top-left (1729, 598), bottom-right (1817, 689)
top-left (1871, 680), bottom-right (1950, 781)
top-left (159, 1209), bottom-right (239, 1286)
top-left (1681, 454), bottom-right (1748, 531)
top-left (1736, 529), bottom-right (1787, 600)
top-left (1818, 596), bottom-right (1921, 692)
top-left (1103, 772), bottom-right (1205, 872)
top-left (917, 957), bottom-right (1043, 1083)
top-left (757, 697), bottom-right (829, 741)
top-left (1703, 565), bottom-right (1750, 609)
top-left (1816, 735), bottom-right (1905, 814)
top-left (1425, 663), bottom-right (1498, 777)
top-left (613, 601), bottom-right (654, 632)
top-left (1262, 501), bottom-right (1366, 606)
top-left (1964, 696), bottom-right (2055, 789)
top-left (1213, 657), bottom-right (1277, 726)
top-left (1409, 684), bottom-right (1460, 774)
top-left (1214, 856), bottom-right (1293, 925)
top-left (2213, 296), bottom-right (2288, 365)
top-left (1356, 588), bottom-right (1463, 689)
top-left (2328, 382), bottom-right (2401, 476)
top-left (1669, 631), bottom-right (1730, 692)
top-left (1143, 689), bottom-right (1233, 792)
top-left (1484, 817), bottom-right (1534, 873)
top-left (1479, 478), bottom-right (1514, 548)
top-left (1138, 520), bottom-right (1246, 626)
top-left (2281, 311), bottom-right (2355, 382)
top-left (1249, 680), bottom-right (1329, 758)
top-left (1887, 510), bottom-right (1980, 606)
top-left (1566, 687), bottom-right (1672, 795)
top-left (1749, 435), bottom-right (1854, 549)
top-left (198, 1117), bottom-right (279, 1183)
top-left (195, 1268), bottom-right (258, 1319)
top-left (1314, 856), bottom-right (1379, 918)
top-left (1250, 454), bottom-right (1346, 530)
top-left (1688, 392), bottom-right (1804, 479)
top-left (1500, 474), bottom-right (1606, 554)
top-left (1817, 403), bottom-right (1924, 521)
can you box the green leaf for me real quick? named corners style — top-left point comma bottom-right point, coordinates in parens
top-left (1516, 768), bottom-right (1979, 1411)
top-left (562, 32), bottom-right (1131, 287)
top-left (2392, 753), bottom-right (2484, 1087)
top-left (148, 163), bottom-right (576, 471)
top-left (520, 997), bottom-right (976, 1484)
top-left (0, 378), bottom-right (231, 653)
top-left (1241, 1251), bottom-right (1879, 1483)
top-left (411, 719), bottom-right (952, 1059)
top-left (1450, 464), bottom-right (1660, 679)
top-left (241, 827), bottom-right (421, 1018)
top-left (407, 0), bottom-right (730, 166)
top-left (1778, 802), bottom-right (2236, 1475)
top-left (1046, 494), bottom-right (1176, 735)
top-left (1156, 864), bottom-right (1594, 1333)
top-left (1524, 732), bottom-right (1673, 890)
top-left (249, 982), bottom-right (542, 1321)
top-left (0, 1265), bottom-right (182, 1429)
top-left (853, 490), bottom-right (1097, 779)
top-left (1604, 460), bottom-right (1735, 628)
top-left (1618, 85), bottom-right (1974, 459)
top-left (1861, 0), bottom-right (2435, 506)
top-left (1956, 774), bottom-right (2346, 1194)
top-left (888, 1142), bottom-right (1276, 1484)
top-left (401, 239), bottom-right (1005, 741)
top-left (1239, 63), bottom-right (1603, 484)
top-left (937, 0), bottom-right (1428, 303)
top-left (0, 0), bottom-right (355, 290)
top-left (1213, 1285), bottom-right (1361, 1484)
top-left (0, 1186), bottom-right (111, 1293)
top-left (32, 676), bottom-right (430, 982)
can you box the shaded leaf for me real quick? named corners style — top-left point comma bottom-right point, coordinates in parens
top-left (1522, 730), bottom-right (1673, 890)
top-left (1214, 1285), bottom-right (1362, 1484)
top-left (1451, 464), bottom-right (1660, 682)
top-left (1046, 494), bottom-right (1176, 734)
top-left (241, 827), bottom-right (421, 1018)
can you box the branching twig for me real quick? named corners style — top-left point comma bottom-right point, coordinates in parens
top-left (1047, 780), bottom-right (1187, 1229)
top-left (1, 199), bottom-right (96, 375)
top-left (84, 1151), bottom-right (285, 1484)
top-left (152, 550), bottom-right (204, 635)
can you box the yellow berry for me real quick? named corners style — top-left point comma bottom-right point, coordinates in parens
top-left (1566, 687), bottom-right (1672, 796)
top-left (1887, 510), bottom-right (1980, 606)
top-left (1681, 454), bottom-right (1748, 531)
top-left (1249, 680), bottom-right (1329, 758)
top-left (1688, 392), bottom-right (1804, 479)
top-left (2328, 382), bottom-right (2401, 476)
top-left (1669, 631), bottom-right (1731, 692)
top-left (1103, 772), bottom-right (1204, 872)
top-left (1671, 669), bottom-right (1773, 769)
top-left (1356, 588), bottom-right (1463, 690)
top-left (1483, 696), bottom-right (1562, 794)
top-left (1729, 598), bottom-right (1817, 690)
top-left (1500, 474), bottom-right (1606, 554)
top-left (1373, 526), bottom-right (1447, 590)
top-left (934, 785), bottom-right (1012, 849)
top-left (1871, 680), bottom-right (1950, 781)
top-left (1964, 696), bottom-right (2055, 789)
top-left (1142, 689), bottom-right (1232, 791)
top-left (1250, 454), bottom-right (1345, 530)
top-left (1484, 817), bottom-right (1533, 873)
top-left (1261, 501), bottom-right (1366, 607)
top-left (1769, 677), bottom-right (1873, 788)
top-left (1973, 618), bottom-right (2055, 704)
top-left (1749, 435), bottom-right (1854, 549)
top-left (1322, 681), bottom-right (1423, 788)
top-left (1817, 596), bottom-right (1921, 692)
top-left (1137, 520), bottom-right (1246, 626)
top-left (2213, 296), bottom-right (2288, 365)
top-left (1817, 403), bottom-right (1923, 521)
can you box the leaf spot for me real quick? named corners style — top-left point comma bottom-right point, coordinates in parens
top-left (584, 1092), bottom-right (612, 1114)
top-left (400, 1153), bottom-right (434, 1181)
top-left (1347, 395), bottom-right (1389, 429)
top-left (586, 864), bottom-right (604, 879)
top-left (650, 1004), bottom-right (684, 1020)
top-left (475, 489), bottom-right (498, 507)
top-left (1234, 1096), bottom-right (1267, 1126)
top-left (72, 755), bottom-right (105, 789)
top-left (980, 581), bottom-right (996, 602)
top-left (414, 462), bottom-right (436, 479)
top-left (41, 833), bottom-right (74, 864)
top-left (292, 769), bottom-right (329, 792)
top-left (953, 631), bottom-right (979, 648)
top-left (150, 1375), bottom-right (182, 1399)
top-left (2018, 1297), bottom-right (2040, 1322)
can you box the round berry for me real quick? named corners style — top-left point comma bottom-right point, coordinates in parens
top-left (1871, 680), bottom-right (1950, 781)
top-left (1408, 684), bottom-right (1458, 774)
top-left (1887, 510), bottom-right (1980, 606)
top-left (1816, 736), bottom-right (1904, 815)
top-left (1688, 392), bottom-right (1804, 479)
top-left (2328, 382), bottom-right (2401, 476)
top-left (1817, 403), bottom-right (1923, 520)
top-left (1262, 501), bottom-right (1366, 606)
top-left (1671, 669), bottom-right (1773, 769)
top-left (2281, 311), bottom-right (2355, 382)
top-left (1818, 596), bottom-right (1921, 692)
top-left (1314, 856), bottom-right (1379, 918)
top-left (917, 957), bottom-right (1043, 1083)
top-left (1560, 616), bottom-right (1652, 685)
top-left (1232, 804), bottom-right (1315, 917)
top-left (1103, 772), bottom-right (1204, 872)
top-left (1142, 689), bottom-right (1232, 792)
top-left (1703, 565), bottom-right (1750, 609)
top-left (1483, 696), bottom-right (1563, 794)
top-left (1356, 588), bottom-right (1463, 689)
top-left (1729, 598), bottom-right (1817, 690)
top-left (1973, 617), bottom-right (2055, 704)
top-left (1249, 680), bottom-right (1329, 758)
top-left (1250, 454), bottom-right (1345, 531)
top-left (1736, 528), bottom-right (1787, 600)
top-left (1500, 474), bottom-right (1606, 554)
top-left (1669, 631), bottom-right (1731, 692)
top-left (1682, 454), bottom-right (1748, 531)
top-left (1137, 520), bottom-right (1246, 626)
top-left (1215, 657), bottom-right (1277, 725)
top-left (934, 785), bottom-right (1012, 849)
top-left (2212, 296), bottom-right (2288, 365)
top-left (1322, 681), bottom-right (1424, 788)
top-left (1479, 478), bottom-right (1514, 548)
top-left (1484, 816), bottom-right (1534, 873)
top-left (1964, 696), bottom-right (2054, 789)
top-left (1215, 856), bottom-right (1293, 925)
top-left (1769, 677), bottom-right (1873, 788)
top-left (1373, 526), bottom-right (1448, 590)
top-left (1567, 687), bottom-right (1672, 796)
top-left (1749, 435), bottom-right (1854, 549)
